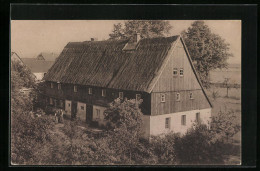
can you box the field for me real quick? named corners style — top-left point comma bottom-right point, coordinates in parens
top-left (206, 86), bottom-right (241, 165)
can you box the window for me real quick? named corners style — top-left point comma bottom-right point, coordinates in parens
top-left (181, 115), bottom-right (186, 126)
top-left (96, 109), bottom-right (100, 119)
top-left (74, 85), bottom-right (77, 92)
top-left (173, 68), bottom-right (178, 76)
top-left (58, 84), bottom-right (61, 90)
top-left (119, 92), bottom-right (124, 99)
top-left (50, 83), bottom-right (53, 88)
top-left (196, 112), bottom-right (200, 122)
top-left (81, 106), bottom-right (84, 110)
top-left (189, 92), bottom-right (194, 99)
top-left (88, 88), bottom-right (92, 95)
top-left (50, 98), bottom-right (53, 105)
top-left (136, 94), bottom-right (141, 101)
top-left (161, 94), bottom-right (166, 102)
top-left (165, 117), bottom-right (171, 129)
top-left (180, 68), bottom-right (184, 76)
top-left (102, 89), bottom-right (106, 97)
top-left (68, 103), bottom-right (70, 107)
top-left (176, 93), bottom-right (180, 101)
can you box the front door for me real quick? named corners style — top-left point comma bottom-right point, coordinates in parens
top-left (71, 101), bottom-right (77, 120)
top-left (65, 100), bottom-right (72, 115)
top-left (86, 104), bottom-right (93, 123)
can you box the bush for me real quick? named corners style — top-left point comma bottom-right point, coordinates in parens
top-left (150, 133), bottom-right (178, 164)
top-left (173, 123), bottom-right (238, 165)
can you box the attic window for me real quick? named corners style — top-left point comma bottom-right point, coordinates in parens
top-left (50, 83), bottom-right (53, 89)
top-left (176, 93), bottom-right (180, 101)
top-left (102, 89), bottom-right (106, 97)
top-left (161, 94), bottom-right (166, 102)
top-left (88, 88), bottom-right (92, 95)
top-left (189, 92), bottom-right (194, 99)
top-left (180, 68), bottom-right (184, 76)
top-left (74, 85), bottom-right (77, 92)
top-left (136, 94), bottom-right (141, 101)
top-left (173, 68), bottom-right (178, 76)
top-left (58, 84), bottom-right (61, 90)
top-left (119, 92), bottom-right (124, 99)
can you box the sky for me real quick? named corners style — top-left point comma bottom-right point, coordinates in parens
top-left (11, 20), bottom-right (241, 64)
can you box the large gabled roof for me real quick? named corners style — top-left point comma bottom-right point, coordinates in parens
top-left (43, 36), bottom-right (179, 92)
top-left (21, 58), bottom-right (54, 73)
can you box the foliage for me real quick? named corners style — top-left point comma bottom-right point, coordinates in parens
top-left (150, 133), bottom-right (178, 164)
top-left (210, 110), bottom-right (241, 143)
top-left (104, 98), bottom-right (144, 164)
top-left (181, 21), bottom-right (233, 87)
top-left (109, 20), bottom-right (172, 40)
top-left (174, 124), bottom-right (229, 164)
top-left (212, 89), bottom-right (219, 100)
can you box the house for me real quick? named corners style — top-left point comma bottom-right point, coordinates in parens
top-left (21, 52), bottom-right (58, 81)
top-left (36, 52), bottom-right (58, 61)
top-left (43, 34), bottom-right (212, 137)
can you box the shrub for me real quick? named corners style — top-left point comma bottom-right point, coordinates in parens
top-left (150, 133), bottom-right (178, 164)
top-left (174, 124), bottom-right (226, 164)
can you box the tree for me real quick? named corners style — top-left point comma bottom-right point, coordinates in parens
top-left (223, 77), bottom-right (231, 97)
top-left (104, 98), bottom-right (144, 164)
top-left (109, 20), bottom-right (172, 40)
top-left (181, 21), bottom-right (233, 87)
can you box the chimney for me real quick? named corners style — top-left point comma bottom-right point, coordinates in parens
top-left (91, 38), bottom-right (98, 41)
top-left (133, 33), bottom-right (141, 43)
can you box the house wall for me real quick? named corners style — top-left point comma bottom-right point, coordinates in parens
top-left (148, 108), bottom-right (211, 136)
top-left (44, 82), bottom-right (151, 115)
top-left (151, 38), bottom-right (211, 115)
top-left (34, 72), bottom-right (45, 80)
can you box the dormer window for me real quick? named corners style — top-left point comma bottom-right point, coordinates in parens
top-left (58, 83), bottom-right (61, 90)
top-left (136, 94), bottom-right (141, 101)
top-left (119, 92), bottom-right (124, 99)
top-left (50, 83), bottom-right (53, 89)
top-left (88, 88), bottom-right (92, 95)
top-left (102, 89), bottom-right (106, 97)
top-left (173, 68), bottom-right (178, 76)
top-left (74, 85), bottom-right (77, 92)
top-left (180, 68), bottom-right (184, 76)
top-left (161, 94), bottom-right (166, 102)
top-left (176, 93), bottom-right (180, 101)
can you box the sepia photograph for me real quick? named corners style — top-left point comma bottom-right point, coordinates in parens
top-left (11, 19), bottom-right (242, 165)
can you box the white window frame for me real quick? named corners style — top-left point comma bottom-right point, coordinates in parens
top-left (173, 68), bottom-right (178, 76)
top-left (161, 94), bottom-right (166, 102)
top-left (50, 83), bottom-right (53, 89)
top-left (136, 94), bottom-right (141, 101)
top-left (74, 85), bottom-right (77, 92)
top-left (119, 92), bottom-right (124, 99)
top-left (96, 109), bottom-right (100, 119)
top-left (102, 89), bottom-right (106, 97)
top-left (165, 117), bottom-right (171, 129)
top-left (88, 88), bottom-right (92, 95)
top-left (58, 83), bottom-right (61, 90)
top-left (189, 92), bottom-right (194, 99)
top-left (181, 115), bottom-right (186, 126)
top-left (176, 93), bottom-right (180, 101)
top-left (180, 68), bottom-right (184, 76)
